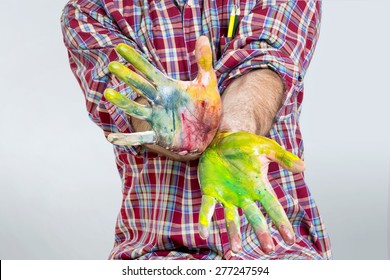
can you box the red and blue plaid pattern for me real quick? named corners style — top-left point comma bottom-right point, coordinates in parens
top-left (61, 0), bottom-right (332, 259)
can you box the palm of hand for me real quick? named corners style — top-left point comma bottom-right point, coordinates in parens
top-left (198, 131), bottom-right (305, 254)
top-left (104, 36), bottom-right (221, 155)
top-left (144, 77), bottom-right (220, 153)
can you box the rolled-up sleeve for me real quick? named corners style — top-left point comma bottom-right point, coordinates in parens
top-left (216, 0), bottom-right (321, 120)
top-left (61, 0), bottom-right (142, 155)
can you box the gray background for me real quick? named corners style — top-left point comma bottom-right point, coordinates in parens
top-left (0, 0), bottom-right (389, 259)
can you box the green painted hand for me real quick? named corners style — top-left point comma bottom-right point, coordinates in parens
top-left (198, 131), bottom-right (305, 254)
top-left (104, 36), bottom-right (222, 155)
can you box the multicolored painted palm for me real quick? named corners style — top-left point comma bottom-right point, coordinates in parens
top-left (198, 131), bottom-right (305, 254)
top-left (104, 36), bottom-right (221, 155)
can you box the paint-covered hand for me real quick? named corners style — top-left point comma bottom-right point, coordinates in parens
top-left (104, 36), bottom-right (222, 156)
top-left (198, 131), bottom-right (305, 254)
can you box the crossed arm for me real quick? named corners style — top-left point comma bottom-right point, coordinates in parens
top-left (62, 0), bottom-right (320, 255)
top-left (220, 69), bottom-right (284, 136)
top-left (103, 38), bottom-right (301, 254)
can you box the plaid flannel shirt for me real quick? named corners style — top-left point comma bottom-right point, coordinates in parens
top-left (61, 0), bottom-right (332, 259)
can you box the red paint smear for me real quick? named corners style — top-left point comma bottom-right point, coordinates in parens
top-left (180, 112), bottom-right (211, 151)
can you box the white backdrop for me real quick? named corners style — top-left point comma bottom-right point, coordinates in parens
top-left (0, 0), bottom-right (389, 259)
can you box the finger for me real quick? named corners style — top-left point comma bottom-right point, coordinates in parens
top-left (198, 195), bottom-right (217, 239)
top-left (225, 206), bottom-right (242, 253)
top-left (243, 202), bottom-right (275, 254)
top-left (256, 136), bottom-right (305, 173)
top-left (267, 148), bottom-right (305, 173)
top-left (258, 189), bottom-right (295, 245)
top-left (116, 43), bottom-right (165, 84)
top-left (104, 88), bottom-right (152, 120)
top-left (108, 62), bottom-right (158, 102)
top-left (194, 36), bottom-right (213, 73)
top-left (107, 131), bottom-right (156, 146)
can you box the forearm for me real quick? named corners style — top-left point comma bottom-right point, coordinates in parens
top-left (219, 69), bottom-right (284, 136)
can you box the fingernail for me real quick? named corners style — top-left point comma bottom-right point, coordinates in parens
top-left (258, 232), bottom-right (275, 254)
top-left (280, 225), bottom-right (295, 245)
top-left (199, 226), bottom-right (209, 240)
top-left (264, 243), bottom-right (275, 255)
top-left (232, 243), bottom-right (242, 254)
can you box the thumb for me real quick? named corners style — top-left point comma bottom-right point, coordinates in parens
top-left (195, 36), bottom-right (213, 73)
top-left (267, 148), bottom-right (306, 173)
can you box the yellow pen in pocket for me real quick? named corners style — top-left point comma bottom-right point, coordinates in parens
top-left (227, 5), bottom-right (236, 39)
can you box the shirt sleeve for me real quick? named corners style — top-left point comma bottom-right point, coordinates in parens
top-left (216, 0), bottom-right (321, 120)
top-left (61, 0), bottom-right (142, 155)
